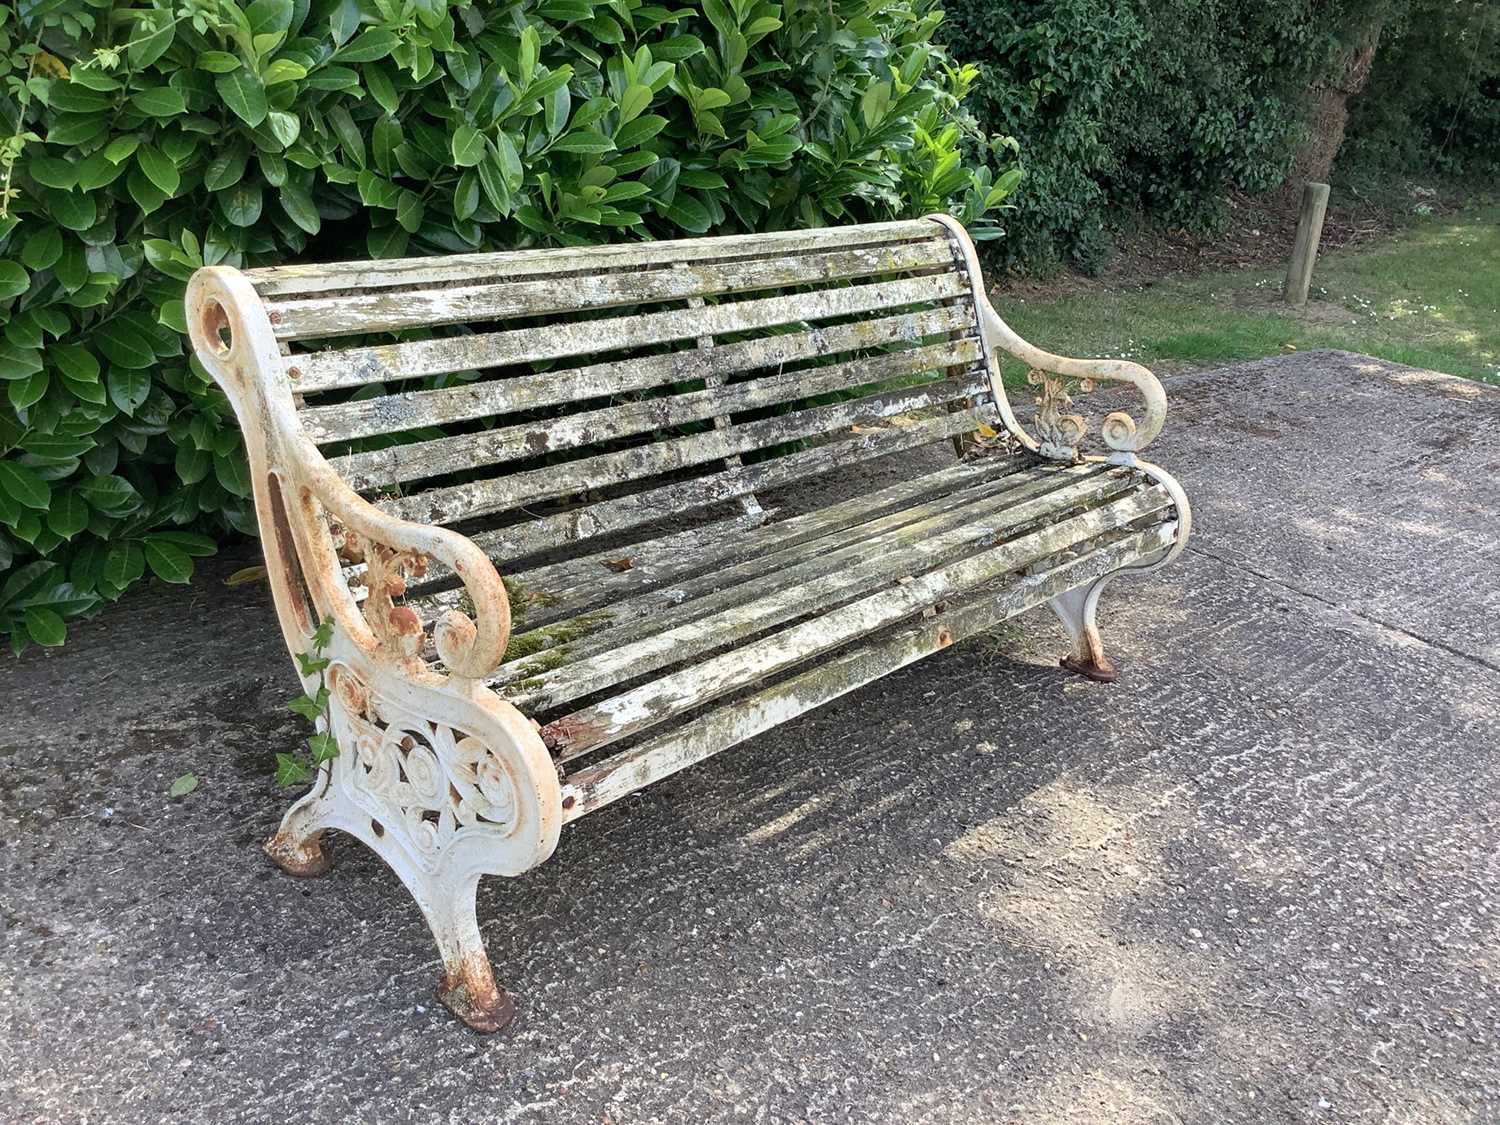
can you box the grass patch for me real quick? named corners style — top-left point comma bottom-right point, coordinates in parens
top-left (994, 204), bottom-right (1500, 385)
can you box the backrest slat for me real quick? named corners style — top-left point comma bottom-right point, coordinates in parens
top-left (379, 371), bottom-right (988, 526)
top-left (465, 409), bottom-right (985, 566)
top-left (299, 305), bottom-right (975, 443)
top-left (249, 218), bottom-right (1001, 570)
top-left (244, 220), bottom-right (936, 299)
top-left (334, 337), bottom-right (982, 491)
top-left (288, 271), bottom-right (970, 392)
top-left (264, 241), bottom-right (951, 340)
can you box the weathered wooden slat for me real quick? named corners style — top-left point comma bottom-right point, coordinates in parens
top-left (490, 457), bottom-right (1019, 629)
top-left (558, 522), bottom-right (1179, 820)
top-left (380, 373), bottom-right (989, 526)
top-left (335, 339), bottom-right (983, 490)
top-left (537, 488), bottom-right (1172, 759)
top-left (504, 474), bottom-right (1155, 715)
top-left (464, 410), bottom-right (985, 565)
top-left (246, 221), bottom-right (943, 298)
top-left (266, 242), bottom-right (954, 340)
top-left (289, 272), bottom-right (973, 392)
top-left (410, 457), bottom-right (1024, 631)
top-left (299, 306), bottom-right (977, 443)
top-left (675, 261), bottom-right (762, 519)
top-left (488, 462), bottom-right (1112, 687)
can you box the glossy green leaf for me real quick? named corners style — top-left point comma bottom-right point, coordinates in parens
top-left (24, 606), bottom-right (66, 647)
top-left (280, 182), bottom-right (321, 234)
top-left (136, 145), bottom-right (180, 196)
top-left (0, 461), bottom-right (51, 509)
top-left (553, 130), bottom-right (616, 153)
top-left (107, 367), bottom-right (151, 414)
top-left (143, 537), bottom-right (193, 583)
top-left (8, 370), bottom-right (48, 411)
top-left (451, 124), bottom-right (486, 167)
top-left (217, 70), bottom-right (269, 126)
top-left (0, 262), bottom-right (30, 299)
top-left (46, 490), bottom-right (90, 540)
top-left (132, 87), bottom-right (187, 116)
top-left (78, 474), bottom-right (142, 516)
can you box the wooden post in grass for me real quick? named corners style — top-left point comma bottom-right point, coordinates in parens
top-left (1284, 182), bottom-right (1330, 307)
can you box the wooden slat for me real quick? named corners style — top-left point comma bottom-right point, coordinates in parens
top-left (379, 373), bottom-right (988, 525)
top-left (289, 272), bottom-right (972, 392)
top-left (538, 488), bottom-right (1174, 760)
top-left (335, 339), bottom-right (982, 490)
top-left (464, 410), bottom-right (985, 565)
top-left (299, 306), bottom-right (977, 443)
top-left (488, 458), bottom-right (1018, 628)
top-left (265, 242), bottom-right (953, 340)
top-left (487, 461), bottom-right (1104, 685)
top-left (504, 472), bottom-right (1147, 714)
top-left (246, 221), bottom-right (942, 298)
top-left (559, 522), bottom-right (1179, 820)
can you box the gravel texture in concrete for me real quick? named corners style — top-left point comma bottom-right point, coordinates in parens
top-left (3, 351), bottom-right (1498, 1124)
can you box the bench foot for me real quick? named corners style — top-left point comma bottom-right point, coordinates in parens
top-left (264, 828), bottom-right (333, 877)
top-left (429, 875), bottom-right (516, 1033)
top-left (1048, 580), bottom-right (1119, 683)
top-left (264, 790), bottom-right (336, 877)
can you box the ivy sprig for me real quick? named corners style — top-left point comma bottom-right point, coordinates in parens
top-left (277, 618), bottom-right (336, 786)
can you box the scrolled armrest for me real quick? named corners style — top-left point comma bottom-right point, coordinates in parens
top-left (186, 263), bottom-right (510, 682)
top-left (297, 460), bottom-right (512, 681)
top-left (925, 213), bottom-right (1169, 464)
top-left (982, 305), bottom-right (1167, 461)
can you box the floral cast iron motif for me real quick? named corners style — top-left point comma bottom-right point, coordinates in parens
top-left (329, 666), bottom-right (520, 865)
top-left (1029, 368), bottom-right (1094, 462)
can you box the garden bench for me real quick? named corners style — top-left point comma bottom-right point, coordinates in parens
top-left (185, 215), bottom-right (1190, 1032)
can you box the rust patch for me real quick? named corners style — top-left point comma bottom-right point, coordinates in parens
top-left (539, 715), bottom-right (600, 752)
top-left (388, 605), bottom-right (422, 636)
top-left (263, 829), bottom-right (332, 877)
top-left (1060, 653), bottom-right (1120, 683)
top-left (437, 955), bottom-right (515, 1034)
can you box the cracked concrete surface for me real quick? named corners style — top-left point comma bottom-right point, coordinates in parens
top-left (3, 351), bottom-right (1498, 1124)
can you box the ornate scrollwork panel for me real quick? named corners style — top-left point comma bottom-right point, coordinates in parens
top-left (321, 661), bottom-right (557, 879)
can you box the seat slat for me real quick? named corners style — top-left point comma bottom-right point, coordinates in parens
top-left (335, 338), bottom-right (982, 491)
top-left (539, 487), bottom-right (1174, 759)
top-left (558, 522), bottom-right (1179, 820)
top-left (289, 272), bottom-right (972, 392)
top-left (246, 220), bottom-right (942, 298)
top-left (379, 372), bottom-right (988, 525)
top-left (463, 409), bottom-right (984, 564)
top-left (300, 305), bottom-right (976, 444)
top-left (266, 241), bottom-right (954, 340)
top-left (490, 461), bottom-right (1110, 689)
top-left (490, 457), bottom-right (1020, 628)
top-left (505, 474), bottom-right (1157, 717)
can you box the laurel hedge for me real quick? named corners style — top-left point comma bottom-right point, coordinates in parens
top-left (0, 0), bottom-right (1017, 652)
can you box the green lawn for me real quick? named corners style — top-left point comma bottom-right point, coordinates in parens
top-left (993, 204), bottom-right (1500, 386)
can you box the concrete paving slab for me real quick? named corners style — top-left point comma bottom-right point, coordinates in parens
top-left (3, 351), bottom-right (1498, 1124)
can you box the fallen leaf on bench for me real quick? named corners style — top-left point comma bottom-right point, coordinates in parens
top-left (167, 774), bottom-right (198, 799)
top-left (850, 423), bottom-right (882, 433)
top-left (602, 557), bottom-right (634, 572)
top-left (225, 566), bottom-right (268, 587)
top-left (887, 414), bottom-right (918, 428)
top-left (976, 421), bottom-right (999, 438)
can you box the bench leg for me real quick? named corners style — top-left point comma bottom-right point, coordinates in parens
top-left (265, 791), bottom-right (336, 877)
top-left (1048, 579), bottom-right (1119, 683)
top-left (261, 647), bottom-right (561, 1033)
top-left (424, 873), bottom-right (514, 1032)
